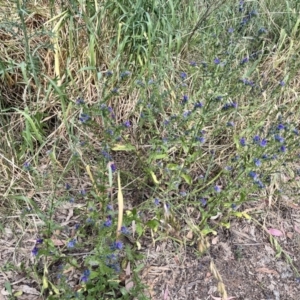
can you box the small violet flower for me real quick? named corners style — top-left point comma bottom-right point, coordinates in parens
top-left (214, 186), bottom-right (221, 193)
top-left (111, 240), bottom-right (123, 250)
top-left (79, 113), bottom-right (90, 123)
top-left (32, 246), bottom-right (39, 256)
top-left (253, 158), bottom-right (261, 167)
top-left (180, 72), bottom-right (187, 80)
top-left (240, 137), bottom-right (246, 147)
top-left (214, 58), bottom-right (221, 65)
top-left (123, 120), bottom-right (131, 128)
top-left (67, 239), bottom-right (76, 248)
top-left (81, 269), bottom-right (90, 282)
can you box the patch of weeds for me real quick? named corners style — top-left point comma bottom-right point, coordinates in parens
top-left (1, 0), bottom-right (300, 299)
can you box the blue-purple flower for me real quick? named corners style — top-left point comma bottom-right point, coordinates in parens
top-left (104, 216), bottom-right (112, 227)
top-left (180, 72), bottom-right (187, 80)
top-left (23, 162), bottom-right (30, 171)
top-left (123, 120), bottom-right (131, 128)
top-left (111, 240), bottom-right (123, 250)
top-left (76, 98), bottom-right (85, 105)
top-left (67, 239), bottom-right (76, 248)
top-left (214, 186), bottom-right (221, 193)
top-left (253, 158), bottom-right (261, 167)
top-left (120, 226), bottom-right (130, 235)
top-left (81, 269), bottom-right (90, 283)
top-left (32, 246), bottom-right (39, 256)
top-left (240, 137), bottom-right (246, 147)
top-left (79, 113), bottom-right (90, 123)
top-left (214, 58), bottom-right (221, 65)
top-left (182, 95), bottom-right (188, 104)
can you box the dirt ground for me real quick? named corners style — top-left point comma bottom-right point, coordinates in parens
top-left (1, 197), bottom-right (300, 300)
top-left (141, 212), bottom-right (300, 300)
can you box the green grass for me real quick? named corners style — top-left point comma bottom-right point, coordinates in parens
top-left (1, 0), bottom-right (300, 299)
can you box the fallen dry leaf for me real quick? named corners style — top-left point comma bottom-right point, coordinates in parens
top-left (211, 236), bottom-right (219, 245)
top-left (163, 284), bottom-right (169, 300)
top-left (18, 285), bottom-right (40, 295)
top-left (51, 238), bottom-right (65, 246)
top-left (267, 228), bottom-right (283, 237)
top-left (186, 230), bottom-right (193, 240)
top-left (256, 267), bottom-right (279, 276)
top-left (125, 262), bottom-right (134, 291)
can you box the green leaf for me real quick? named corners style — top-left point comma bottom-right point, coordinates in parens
top-left (181, 173), bottom-right (192, 185)
top-left (112, 144), bottom-right (135, 151)
top-left (146, 219), bottom-right (159, 231)
top-left (4, 281), bottom-right (12, 295)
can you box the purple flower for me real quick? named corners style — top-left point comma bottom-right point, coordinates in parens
top-left (194, 102), bottom-right (203, 109)
top-left (196, 136), bottom-right (205, 143)
top-left (65, 183), bottom-right (71, 190)
top-left (104, 216), bottom-right (112, 227)
top-left (190, 61), bottom-right (197, 66)
top-left (67, 239), bottom-right (76, 248)
top-left (120, 226), bottom-right (130, 235)
top-left (111, 240), bottom-right (123, 250)
top-left (240, 57), bottom-right (249, 65)
top-left (240, 137), bottom-right (246, 147)
top-left (214, 186), bottom-right (221, 193)
top-left (182, 95), bottom-right (188, 104)
top-left (107, 204), bottom-right (113, 211)
top-left (75, 223), bottom-right (80, 230)
top-left (293, 128), bottom-right (299, 135)
top-left (279, 81), bottom-right (285, 86)
top-left (253, 158), bottom-right (261, 167)
top-left (231, 203), bottom-right (237, 210)
top-left (110, 163), bottom-right (117, 173)
top-left (80, 189), bottom-right (87, 196)
top-left (255, 180), bottom-right (265, 188)
top-left (105, 70), bottom-right (113, 77)
top-left (123, 120), bottom-right (131, 128)
top-left (81, 269), bottom-right (90, 282)
top-left (228, 27), bottom-right (234, 33)
top-left (260, 139), bottom-right (267, 147)
top-left (23, 162), bottom-right (30, 171)
top-left (76, 98), bottom-right (85, 105)
top-left (214, 58), bottom-right (221, 65)
top-left (253, 135), bottom-right (260, 144)
top-left (32, 246), bottom-right (39, 256)
top-left (227, 121), bottom-right (234, 127)
top-left (79, 113), bottom-right (90, 123)
top-left (183, 110), bottom-right (192, 118)
top-left (36, 238), bottom-right (43, 244)
top-left (199, 198), bottom-right (207, 206)
top-left (154, 198), bottom-right (160, 205)
top-left (277, 124), bottom-right (285, 130)
top-left (274, 134), bottom-right (284, 143)
top-left (249, 171), bottom-right (258, 179)
top-left (279, 145), bottom-right (286, 152)
top-left (180, 72), bottom-right (187, 80)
